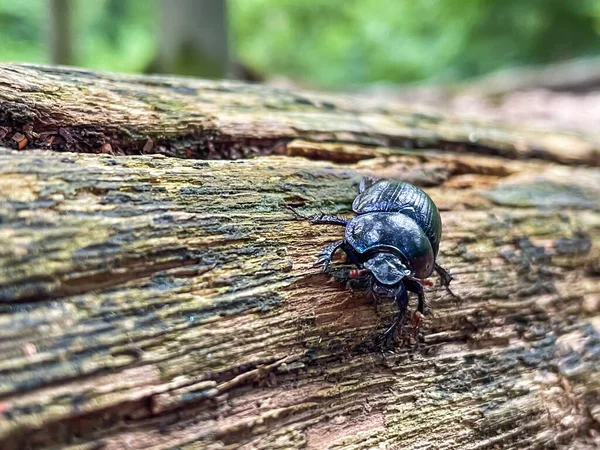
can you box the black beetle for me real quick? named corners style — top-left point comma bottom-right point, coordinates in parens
top-left (301, 177), bottom-right (454, 341)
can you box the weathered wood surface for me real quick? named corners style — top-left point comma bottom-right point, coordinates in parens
top-left (0, 64), bottom-right (599, 449)
top-left (1, 64), bottom-right (599, 165)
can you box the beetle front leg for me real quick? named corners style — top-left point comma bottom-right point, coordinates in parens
top-left (341, 242), bottom-right (363, 268)
top-left (313, 240), bottom-right (345, 271)
top-left (405, 279), bottom-right (427, 331)
top-left (404, 279), bottom-right (427, 315)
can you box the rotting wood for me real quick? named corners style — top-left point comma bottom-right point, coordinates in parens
top-left (0, 63), bottom-right (599, 165)
top-left (0, 64), bottom-right (599, 449)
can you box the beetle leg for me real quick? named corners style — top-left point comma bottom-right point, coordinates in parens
top-left (403, 279), bottom-right (429, 342)
top-left (286, 206), bottom-right (347, 226)
top-left (434, 263), bottom-right (461, 302)
top-left (309, 214), bottom-right (348, 226)
top-left (380, 286), bottom-right (408, 345)
top-left (285, 204), bottom-right (309, 220)
top-left (341, 242), bottom-right (363, 267)
top-left (434, 263), bottom-right (453, 286)
top-left (404, 278), bottom-right (427, 316)
top-left (313, 240), bottom-right (344, 271)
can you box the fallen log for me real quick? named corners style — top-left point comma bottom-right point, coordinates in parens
top-left (0, 64), bottom-right (599, 449)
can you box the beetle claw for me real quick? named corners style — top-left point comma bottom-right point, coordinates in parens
top-left (376, 310), bottom-right (406, 349)
top-left (375, 330), bottom-right (396, 350)
top-left (285, 204), bottom-right (309, 220)
top-left (411, 311), bottom-right (425, 329)
top-left (313, 255), bottom-right (336, 273)
top-left (313, 240), bottom-right (344, 272)
top-left (441, 282), bottom-right (462, 304)
top-left (313, 258), bottom-right (330, 271)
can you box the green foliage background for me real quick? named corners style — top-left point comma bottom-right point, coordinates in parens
top-left (1, 0), bottom-right (600, 87)
top-left (0, 0), bottom-right (154, 73)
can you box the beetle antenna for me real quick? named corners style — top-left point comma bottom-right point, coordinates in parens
top-left (349, 268), bottom-right (371, 279)
top-left (406, 276), bottom-right (434, 287)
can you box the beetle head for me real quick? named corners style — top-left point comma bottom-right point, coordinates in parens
top-left (363, 252), bottom-right (410, 286)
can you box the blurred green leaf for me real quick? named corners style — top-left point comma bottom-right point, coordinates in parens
top-left (230, 0), bottom-right (600, 86)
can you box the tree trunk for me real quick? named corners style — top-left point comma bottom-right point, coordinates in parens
top-left (150, 0), bottom-right (231, 78)
top-left (48, 0), bottom-right (75, 66)
top-left (0, 63), bottom-right (599, 449)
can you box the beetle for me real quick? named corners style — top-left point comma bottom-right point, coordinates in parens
top-left (302, 177), bottom-right (454, 341)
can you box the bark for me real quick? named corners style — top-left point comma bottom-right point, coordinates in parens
top-left (0, 63), bottom-right (599, 450)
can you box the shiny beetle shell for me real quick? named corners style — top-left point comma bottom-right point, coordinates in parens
top-left (345, 212), bottom-right (435, 279)
top-left (352, 180), bottom-right (442, 256)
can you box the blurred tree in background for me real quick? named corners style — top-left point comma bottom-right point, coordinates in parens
top-left (48, 0), bottom-right (74, 65)
top-left (0, 0), bottom-right (155, 73)
top-left (150, 0), bottom-right (232, 78)
top-left (1, 0), bottom-right (600, 87)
